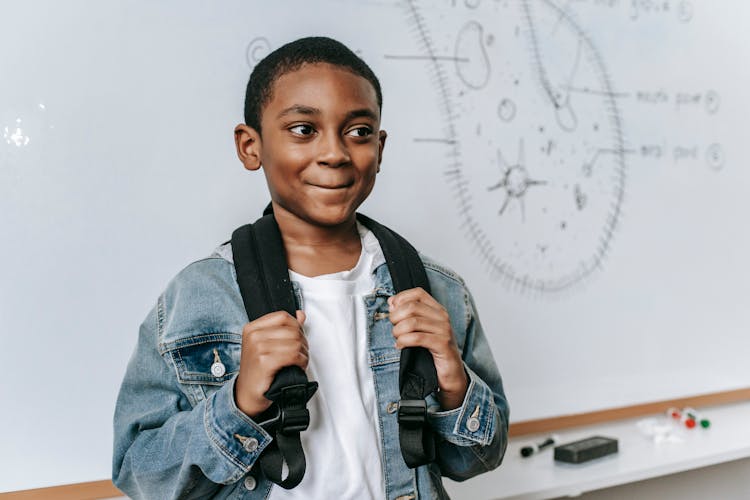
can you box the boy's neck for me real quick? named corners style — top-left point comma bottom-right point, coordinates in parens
top-left (273, 205), bottom-right (363, 277)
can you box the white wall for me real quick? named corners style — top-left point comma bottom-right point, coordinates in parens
top-left (1, 0), bottom-right (749, 492)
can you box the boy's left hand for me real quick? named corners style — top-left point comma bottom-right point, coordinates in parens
top-left (388, 288), bottom-right (468, 410)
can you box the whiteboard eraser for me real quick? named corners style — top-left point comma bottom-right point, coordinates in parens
top-left (554, 436), bottom-right (618, 464)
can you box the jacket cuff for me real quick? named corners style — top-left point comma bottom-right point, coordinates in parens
top-left (428, 364), bottom-right (497, 447)
top-left (204, 376), bottom-right (273, 475)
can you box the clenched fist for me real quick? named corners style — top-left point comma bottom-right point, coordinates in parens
top-left (388, 288), bottom-right (468, 410)
top-left (234, 310), bottom-right (308, 418)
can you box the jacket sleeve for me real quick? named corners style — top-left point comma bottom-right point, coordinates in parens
top-left (112, 301), bottom-right (272, 499)
top-left (427, 285), bottom-right (510, 481)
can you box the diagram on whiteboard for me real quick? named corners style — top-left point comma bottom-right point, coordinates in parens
top-left (236, 0), bottom-right (725, 295)
top-left (406, 0), bottom-right (627, 293)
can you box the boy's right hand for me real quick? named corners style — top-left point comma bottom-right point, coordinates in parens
top-left (234, 310), bottom-right (308, 418)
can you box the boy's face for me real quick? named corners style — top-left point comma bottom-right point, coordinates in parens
top-left (235, 62), bottom-right (386, 229)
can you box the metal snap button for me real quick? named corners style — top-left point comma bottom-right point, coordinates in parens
top-left (210, 361), bottom-right (226, 378)
top-left (244, 475), bottom-right (257, 491)
top-left (387, 402), bottom-right (399, 414)
top-left (466, 417), bottom-right (480, 432)
top-left (243, 437), bottom-right (259, 453)
top-left (211, 348), bottom-right (227, 378)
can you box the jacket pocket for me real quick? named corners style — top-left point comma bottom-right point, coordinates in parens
top-left (160, 332), bottom-right (242, 406)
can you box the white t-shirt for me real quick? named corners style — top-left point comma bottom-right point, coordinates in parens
top-left (268, 223), bottom-right (387, 499)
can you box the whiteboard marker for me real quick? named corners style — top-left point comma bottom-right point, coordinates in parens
top-left (520, 435), bottom-right (557, 457)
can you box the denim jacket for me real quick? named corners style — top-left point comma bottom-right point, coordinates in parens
top-left (113, 243), bottom-right (509, 499)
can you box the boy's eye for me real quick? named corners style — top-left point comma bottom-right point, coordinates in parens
top-left (289, 124), bottom-right (315, 136)
top-left (346, 126), bottom-right (373, 138)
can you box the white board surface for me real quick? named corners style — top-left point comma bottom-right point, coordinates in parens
top-left (1, 0), bottom-right (749, 492)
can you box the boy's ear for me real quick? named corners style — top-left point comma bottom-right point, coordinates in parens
top-left (377, 130), bottom-right (387, 173)
top-left (234, 124), bottom-right (262, 171)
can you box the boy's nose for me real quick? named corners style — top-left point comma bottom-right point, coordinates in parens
top-left (316, 133), bottom-right (351, 167)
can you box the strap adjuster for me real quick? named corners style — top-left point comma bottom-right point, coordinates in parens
top-left (397, 399), bottom-right (427, 428)
top-left (279, 407), bottom-right (310, 434)
top-left (266, 383), bottom-right (316, 435)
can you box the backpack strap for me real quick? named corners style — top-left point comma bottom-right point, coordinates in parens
top-left (357, 213), bottom-right (439, 468)
top-left (231, 214), bottom-right (318, 489)
top-left (231, 207), bottom-right (438, 487)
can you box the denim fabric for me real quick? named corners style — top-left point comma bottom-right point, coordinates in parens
top-left (113, 244), bottom-right (509, 499)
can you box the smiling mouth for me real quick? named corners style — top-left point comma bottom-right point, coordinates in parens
top-left (309, 183), bottom-right (352, 189)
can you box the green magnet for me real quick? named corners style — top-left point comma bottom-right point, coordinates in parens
top-left (700, 419), bottom-right (711, 429)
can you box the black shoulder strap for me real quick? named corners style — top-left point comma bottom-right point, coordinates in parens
top-left (357, 213), bottom-right (438, 468)
top-left (231, 214), bottom-right (318, 489)
top-left (231, 208), bottom-right (438, 488)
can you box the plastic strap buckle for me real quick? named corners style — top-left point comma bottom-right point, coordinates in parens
top-left (397, 399), bottom-right (427, 428)
top-left (277, 384), bottom-right (313, 435)
top-left (279, 407), bottom-right (310, 435)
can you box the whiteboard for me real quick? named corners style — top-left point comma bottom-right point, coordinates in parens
top-left (2, 0), bottom-right (749, 492)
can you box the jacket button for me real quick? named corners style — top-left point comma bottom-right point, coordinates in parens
top-left (466, 417), bottom-right (480, 432)
top-left (387, 402), bottom-right (399, 414)
top-left (244, 476), bottom-right (257, 491)
top-left (210, 362), bottom-right (226, 378)
top-left (243, 437), bottom-right (259, 452)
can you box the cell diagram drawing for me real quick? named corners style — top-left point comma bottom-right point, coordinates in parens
top-left (405, 0), bottom-right (627, 293)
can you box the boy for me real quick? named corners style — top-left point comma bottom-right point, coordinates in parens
top-left (113, 36), bottom-right (508, 499)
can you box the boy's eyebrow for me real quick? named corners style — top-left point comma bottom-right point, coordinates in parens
top-left (276, 105), bottom-right (320, 119)
top-left (344, 108), bottom-right (379, 121)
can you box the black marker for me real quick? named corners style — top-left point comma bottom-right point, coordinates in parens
top-left (520, 436), bottom-right (556, 457)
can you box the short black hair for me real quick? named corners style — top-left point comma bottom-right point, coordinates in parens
top-left (243, 36), bottom-right (383, 134)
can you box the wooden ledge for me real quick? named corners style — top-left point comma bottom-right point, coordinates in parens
top-left (0, 480), bottom-right (122, 499)
top-left (509, 387), bottom-right (750, 437)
